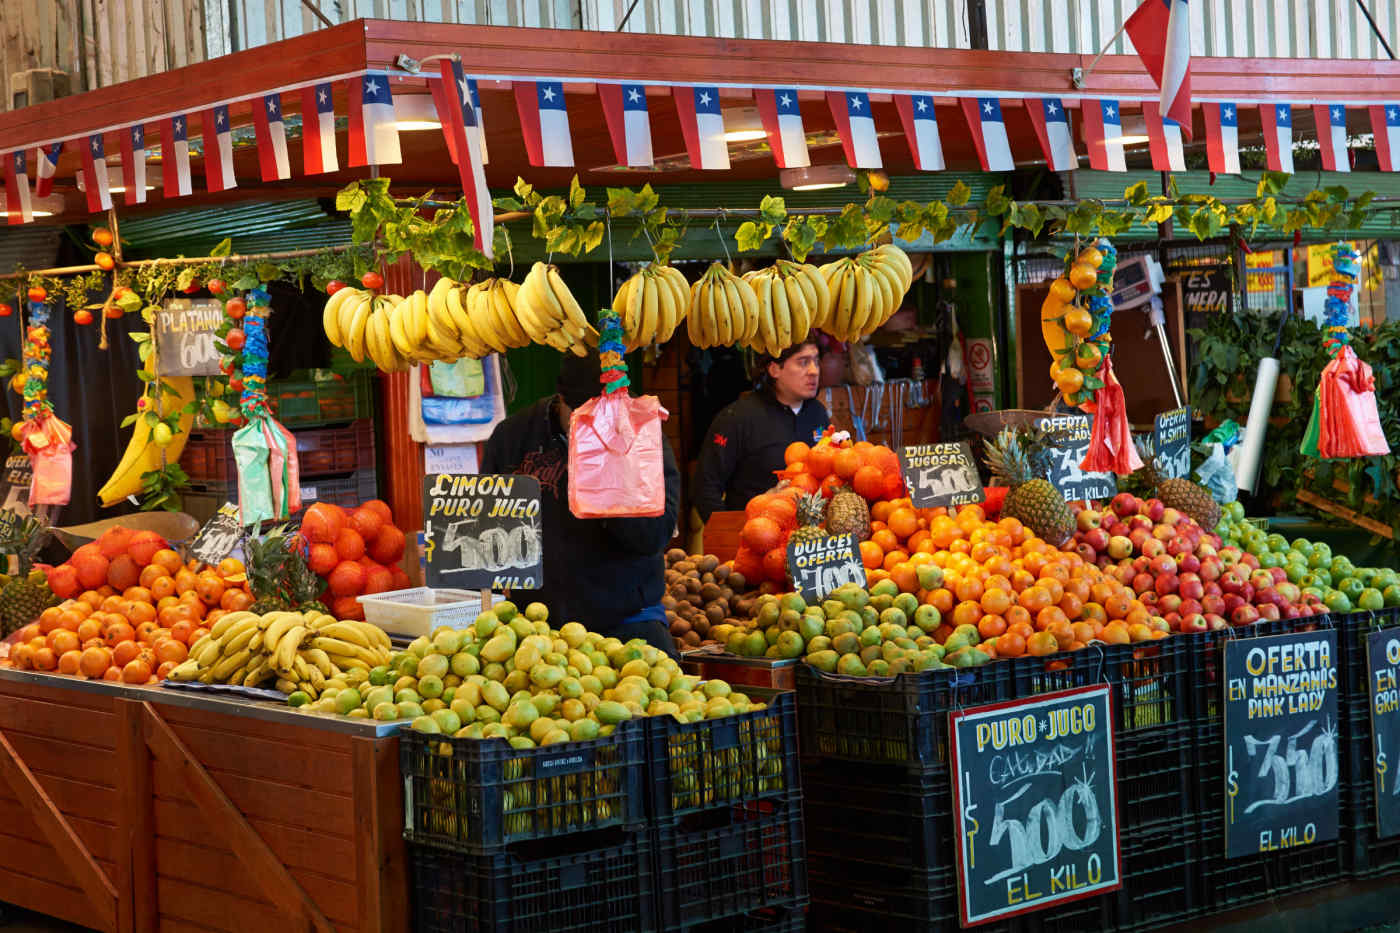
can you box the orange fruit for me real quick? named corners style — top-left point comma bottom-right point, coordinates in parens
top-left (832, 448), bottom-right (862, 481)
top-left (150, 549), bottom-right (183, 575)
top-left (926, 588), bottom-right (954, 614)
top-left (887, 508), bottom-right (919, 541)
top-left (154, 639), bottom-right (188, 665)
top-left (951, 600), bottom-right (983, 628)
top-left (173, 568), bottom-right (197, 595)
top-left (104, 621), bottom-right (135, 646)
top-left (47, 629), bottom-right (79, 655)
top-left (76, 618), bottom-right (102, 643)
top-left (57, 650), bottom-right (82, 675)
top-left (127, 601), bottom-right (156, 624)
top-left (121, 658), bottom-right (152, 684)
top-left (169, 620), bottom-right (194, 644)
top-left (123, 586), bottom-right (154, 605)
top-left (890, 563), bottom-right (919, 594)
top-left (1105, 593), bottom-right (1132, 620)
top-left (138, 564), bottom-right (169, 589)
top-left (1019, 587), bottom-right (1052, 613)
top-left (101, 666), bottom-right (122, 682)
top-left (979, 587), bottom-right (1013, 615)
top-left (870, 501), bottom-right (895, 523)
top-left (112, 641), bottom-right (141, 666)
top-left (997, 631), bottom-right (1027, 658)
top-left (1071, 622), bottom-right (1097, 645)
top-left (79, 647), bottom-right (111, 678)
top-left (1127, 622), bottom-right (1153, 643)
top-left (134, 621), bottom-right (161, 643)
top-left (220, 588), bottom-right (252, 612)
top-left (194, 571), bottom-right (226, 606)
top-left (1005, 605), bottom-right (1032, 629)
top-left (32, 647), bottom-right (57, 671)
top-left (784, 441), bottom-right (811, 466)
top-left (1027, 631), bottom-right (1059, 656)
top-left (150, 576), bottom-right (176, 601)
top-left (954, 576), bottom-right (984, 604)
top-left (155, 661), bottom-right (177, 680)
top-left (852, 465), bottom-right (886, 501)
top-left (882, 550), bottom-right (909, 572)
top-left (978, 614), bottom-right (1007, 639)
top-left (1059, 593), bottom-right (1084, 620)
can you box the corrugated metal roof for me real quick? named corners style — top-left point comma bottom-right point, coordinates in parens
top-left (118, 199), bottom-right (342, 257)
top-left (0, 227), bottom-right (63, 275)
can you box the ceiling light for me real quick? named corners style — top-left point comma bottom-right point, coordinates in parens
top-left (1103, 114), bottom-right (1149, 146)
top-left (780, 164), bottom-right (855, 190)
top-left (0, 192), bottom-right (58, 218)
top-left (723, 107), bottom-right (767, 142)
top-left (393, 94), bottom-right (441, 131)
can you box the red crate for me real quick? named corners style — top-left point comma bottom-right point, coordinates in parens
top-left (294, 421), bottom-right (375, 476)
top-left (180, 431), bottom-right (237, 484)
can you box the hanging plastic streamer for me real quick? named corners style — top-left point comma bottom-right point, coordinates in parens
top-left (232, 289), bottom-right (301, 523)
top-left (17, 299), bottom-right (74, 505)
top-left (1301, 242), bottom-right (1390, 458)
top-left (1067, 240), bottom-right (1142, 474)
top-left (568, 308), bottom-right (668, 519)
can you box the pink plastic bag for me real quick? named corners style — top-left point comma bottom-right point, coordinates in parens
top-left (20, 416), bottom-right (74, 506)
top-left (568, 391), bottom-right (668, 519)
top-left (1317, 345), bottom-right (1391, 458)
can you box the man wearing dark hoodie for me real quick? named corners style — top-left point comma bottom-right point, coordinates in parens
top-left (480, 350), bottom-right (680, 656)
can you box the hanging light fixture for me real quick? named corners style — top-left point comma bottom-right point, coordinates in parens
top-left (722, 107), bottom-right (767, 142)
top-left (393, 94), bottom-right (442, 131)
top-left (780, 164), bottom-right (855, 191)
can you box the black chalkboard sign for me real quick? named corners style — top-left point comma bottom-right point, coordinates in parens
top-left (0, 454), bottom-right (34, 536)
top-left (1153, 407), bottom-right (1192, 481)
top-left (1033, 415), bottom-right (1116, 502)
top-left (949, 684), bottom-right (1121, 927)
top-left (1368, 627), bottom-right (1400, 839)
top-left (188, 503), bottom-right (245, 566)
top-left (900, 442), bottom-right (985, 510)
top-left (156, 298), bottom-right (225, 377)
top-left (422, 473), bottom-right (542, 590)
top-left (1223, 630), bottom-right (1340, 858)
top-left (786, 532), bottom-right (865, 603)
top-left (1180, 265), bottom-right (1232, 316)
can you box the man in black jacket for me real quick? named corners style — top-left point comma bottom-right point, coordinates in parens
top-left (480, 351), bottom-right (680, 655)
top-left (693, 340), bottom-right (829, 521)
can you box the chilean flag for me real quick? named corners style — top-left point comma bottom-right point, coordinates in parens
top-left (515, 81), bottom-right (574, 167)
top-left (1025, 98), bottom-right (1077, 171)
top-left (754, 88), bottom-right (809, 169)
top-left (1125, 0), bottom-right (1193, 136)
top-left (1203, 102), bottom-right (1240, 174)
top-left (4, 152), bottom-right (31, 224)
top-left (673, 86), bottom-right (728, 170)
top-left (1314, 104), bottom-right (1350, 172)
top-left (467, 79), bottom-right (488, 164)
top-left (1370, 104), bottom-right (1400, 171)
top-left (301, 83), bottom-right (338, 175)
top-left (1082, 99), bottom-right (1127, 172)
top-left (598, 83), bottom-right (653, 167)
top-left (438, 58), bottom-right (493, 257)
top-left (349, 73), bottom-right (401, 167)
top-left (1260, 103), bottom-right (1294, 174)
top-left (79, 133), bottom-right (112, 212)
top-left (161, 114), bottom-right (192, 197)
top-left (959, 98), bottom-right (1014, 171)
top-left (827, 91), bottom-right (882, 168)
top-left (893, 94), bottom-right (943, 171)
top-left (34, 142), bottom-right (60, 198)
top-left (252, 93), bottom-right (291, 182)
top-left (1143, 101), bottom-right (1186, 172)
top-left (430, 74), bottom-right (489, 167)
top-left (202, 104), bottom-right (236, 192)
top-left (118, 124), bottom-right (148, 205)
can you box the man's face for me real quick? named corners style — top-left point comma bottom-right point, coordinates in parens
top-left (769, 345), bottom-right (821, 401)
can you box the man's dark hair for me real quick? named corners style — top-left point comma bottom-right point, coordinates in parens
top-left (556, 348), bottom-right (603, 408)
top-left (754, 338), bottom-right (821, 390)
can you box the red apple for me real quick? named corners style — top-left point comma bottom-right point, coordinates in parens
top-left (1108, 521), bottom-right (1131, 538)
top-left (1133, 555), bottom-right (1153, 574)
top-left (1204, 581), bottom-right (1222, 598)
top-left (1232, 604), bottom-right (1260, 626)
top-left (1084, 528), bottom-right (1111, 552)
top-left (1130, 528), bottom-right (1152, 551)
top-left (1179, 574), bottom-right (1204, 601)
top-left (1239, 553), bottom-right (1260, 571)
top-left (1139, 591), bottom-right (1161, 608)
top-left (1107, 536), bottom-right (1134, 560)
top-left (1141, 538), bottom-right (1167, 559)
top-left (1221, 570), bottom-right (1246, 595)
top-left (1152, 523), bottom-right (1176, 542)
top-left (1196, 542), bottom-right (1218, 560)
top-left (1200, 558), bottom-right (1223, 583)
top-left (1161, 507), bottom-right (1183, 526)
top-left (1150, 555), bottom-right (1178, 577)
top-left (1249, 569), bottom-right (1275, 591)
top-left (1222, 593), bottom-right (1246, 615)
top-left (1180, 613), bottom-right (1209, 633)
top-left (1179, 597), bottom-right (1203, 617)
top-left (1075, 542), bottom-right (1098, 563)
top-left (1220, 547), bottom-right (1242, 566)
top-left (1277, 582), bottom-right (1301, 604)
top-left (1202, 595), bottom-right (1225, 616)
top-left (1149, 616), bottom-right (1171, 633)
top-left (1111, 493), bottom-right (1139, 517)
top-left (1077, 510), bottom-right (1103, 532)
top-left (1133, 572), bottom-right (1155, 594)
top-left (1128, 514), bottom-right (1155, 533)
top-left (1158, 593), bottom-right (1183, 613)
top-left (1164, 611), bottom-right (1181, 630)
top-left (1257, 603), bottom-right (1281, 621)
top-left (1167, 536), bottom-right (1195, 558)
top-left (1177, 553), bottom-right (1201, 574)
top-left (1205, 613), bottom-right (1229, 631)
top-left (1269, 567), bottom-right (1288, 585)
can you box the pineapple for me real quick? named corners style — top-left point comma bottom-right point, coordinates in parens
top-left (1135, 435), bottom-right (1220, 531)
top-left (824, 489), bottom-right (871, 543)
top-left (790, 493), bottom-right (829, 547)
top-left (0, 512), bottom-right (57, 635)
top-left (984, 428), bottom-right (1075, 547)
top-left (286, 539), bottom-right (330, 615)
top-left (244, 525), bottom-right (292, 614)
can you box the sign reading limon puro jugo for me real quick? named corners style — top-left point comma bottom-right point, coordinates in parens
top-left (422, 473), bottom-right (542, 591)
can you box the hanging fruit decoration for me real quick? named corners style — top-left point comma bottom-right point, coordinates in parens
top-left (230, 289), bottom-right (301, 524)
top-left (15, 294), bottom-right (76, 506)
top-left (1040, 239), bottom-right (1117, 410)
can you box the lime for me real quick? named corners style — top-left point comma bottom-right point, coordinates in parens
top-left (368, 666), bottom-right (392, 686)
top-left (1358, 588), bottom-right (1385, 612)
top-left (287, 691), bottom-right (310, 708)
top-left (1383, 585), bottom-right (1400, 608)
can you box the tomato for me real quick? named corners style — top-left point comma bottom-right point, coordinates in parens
top-left (73, 310), bottom-right (94, 325)
top-left (325, 280), bottom-right (345, 295)
top-left (228, 376), bottom-right (244, 393)
top-left (181, 279), bottom-right (201, 294)
top-left (225, 329), bottom-right (246, 351)
top-left (0, 304), bottom-right (11, 318)
top-left (27, 286), bottom-right (46, 302)
top-left (360, 272), bottom-right (384, 290)
top-left (112, 286), bottom-right (132, 300)
top-left (92, 227), bottom-right (114, 247)
top-left (104, 305), bottom-right (125, 319)
top-left (224, 297), bottom-right (246, 320)
top-left (207, 278), bottom-right (227, 296)
top-left (94, 252), bottom-right (115, 271)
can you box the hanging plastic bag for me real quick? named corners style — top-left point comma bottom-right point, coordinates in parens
top-left (1317, 345), bottom-right (1390, 457)
top-left (1196, 443), bottom-right (1239, 503)
top-left (23, 416), bottom-right (74, 506)
top-left (1079, 359), bottom-right (1143, 475)
top-left (233, 421), bottom-right (274, 524)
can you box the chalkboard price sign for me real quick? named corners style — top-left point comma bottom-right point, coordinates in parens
top-left (900, 441), bottom-right (985, 510)
top-left (1033, 415), bottom-right (1117, 502)
top-left (1223, 630), bottom-right (1340, 858)
top-left (156, 298), bottom-right (225, 377)
top-left (950, 684), bottom-right (1121, 927)
top-left (188, 503), bottom-right (245, 566)
top-left (1368, 627), bottom-right (1400, 839)
top-left (422, 473), bottom-right (543, 591)
top-left (1153, 407), bottom-right (1192, 481)
top-left (786, 532), bottom-right (865, 603)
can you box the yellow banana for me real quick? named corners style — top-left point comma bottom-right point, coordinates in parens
top-left (388, 295), bottom-right (419, 358)
top-left (705, 278), bottom-right (726, 347)
top-left (546, 267), bottom-right (591, 338)
top-left (783, 274), bottom-right (810, 343)
top-left (524, 263), bottom-right (565, 326)
top-left (624, 271), bottom-right (646, 343)
top-left (720, 275), bottom-right (748, 346)
top-left (770, 269), bottom-right (792, 349)
top-left (637, 274), bottom-right (659, 348)
top-left (321, 286), bottom-right (359, 347)
top-left (342, 293), bottom-right (374, 363)
top-left (211, 648), bottom-right (252, 683)
top-left (492, 280), bottom-right (530, 347)
top-left (753, 274), bottom-right (778, 356)
top-left (97, 376), bottom-right (197, 508)
top-left (275, 625), bottom-right (307, 672)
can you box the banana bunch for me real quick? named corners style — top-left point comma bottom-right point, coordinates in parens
top-left (740, 260), bottom-right (830, 356)
top-left (515, 262), bottom-right (599, 356)
top-left (612, 263), bottom-right (690, 351)
top-left (686, 262), bottom-right (759, 349)
top-left (454, 277), bottom-right (532, 356)
top-left (818, 244), bottom-right (914, 342)
top-left (168, 611), bottom-right (393, 700)
top-left (322, 286), bottom-right (406, 370)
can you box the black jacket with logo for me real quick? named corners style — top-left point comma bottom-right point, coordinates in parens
top-left (693, 389), bottom-right (829, 521)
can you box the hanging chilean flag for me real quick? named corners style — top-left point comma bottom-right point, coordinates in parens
top-left (598, 83), bottom-right (653, 167)
top-left (1203, 102), bottom-right (1241, 174)
top-left (959, 97), bottom-right (1014, 171)
top-left (4, 152), bottom-right (32, 224)
top-left (892, 94), bottom-right (943, 171)
top-left (1369, 104), bottom-right (1400, 171)
top-left (161, 114), bottom-right (192, 197)
top-left (1125, 0), bottom-right (1193, 137)
top-left (827, 91), bottom-right (882, 168)
top-left (301, 83), bottom-right (339, 175)
top-left (515, 81), bottom-right (574, 167)
top-left (673, 86), bottom-right (728, 170)
top-left (1143, 101), bottom-right (1186, 172)
top-left (202, 104), bottom-right (237, 192)
top-left (1082, 99), bottom-right (1127, 172)
top-left (118, 124), bottom-right (148, 205)
top-left (467, 79), bottom-right (488, 164)
top-left (1314, 104), bottom-right (1350, 172)
top-left (349, 73), bottom-right (402, 167)
top-left (80, 133), bottom-right (112, 212)
top-left (1025, 98), bottom-right (1077, 171)
top-left (438, 59), bottom-right (493, 257)
top-left (1259, 103), bottom-right (1294, 174)
top-left (34, 142), bottom-right (61, 198)
top-left (753, 88), bottom-right (809, 169)
top-left (252, 93), bottom-right (291, 182)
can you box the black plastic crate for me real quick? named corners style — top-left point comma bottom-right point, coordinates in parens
top-left (645, 687), bottom-right (799, 823)
top-left (686, 907), bottom-right (806, 933)
top-left (653, 797), bottom-right (808, 930)
top-left (1333, 608), bottom-right (1400, 697)
top-left (1193, 812), bottom-right (1346, 916)
top-left (1342, 779), bottom-right (1400, 879)
top-left (401, 720), bottom-right (646, 852)
top-left (1115, 818), bottom-right (1200, 931)
top-left (411, 832), bottom-right (656, 933)
top-left (1115, 726), bottom-right (1195, 832)
top-left (802, 759), bottom-right (950, 872)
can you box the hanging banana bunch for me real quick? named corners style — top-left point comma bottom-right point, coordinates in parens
top-left (456, 278), bottom-right (532, 356)
top-left (612, 263), bottom-right (690, 352)
top-left (323, 286), bottom-right (410, 372)
top-left (741, 259), bottom-right (829, 356)
top-left (686, 262), bottom-right (760, 349)
top-left (818, 244), bottom-right (914, 342)
top-left (515, 262), bottom-right (598, 357)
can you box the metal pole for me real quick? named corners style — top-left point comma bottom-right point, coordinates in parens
top-left (1355, 0), bottom-right (1398, 59)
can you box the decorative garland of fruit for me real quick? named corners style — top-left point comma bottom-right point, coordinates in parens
top-left (14, 291), bottom-right (76, 506)
top-left (1039, 240), bottom-right (1117, 410)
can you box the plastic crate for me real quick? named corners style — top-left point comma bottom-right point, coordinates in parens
top-left (1341, 778), bottom-right (1400, 880)
top-left (411, 831), bottom-right (656, 933)
top-left (180, 430), bottom-right (238, 484)
top-left (1194, 812), bottom-right (1346, 915)
top-left (1114, 726), bottom-right (1195, 833)
top-left (270, 368), bottom-right (374, 426)
top-left (802, 760), bottom-right (950, 872)
top-left (401, 720), bottom-right (647, 853)
top-left (653, 798), bottom-right (808, 930)
top-left (294, 420), bottom-right (375, 475)
top-left (644, 687), bottom-right (799, 823)
top-left (1115, 818), bottom-right (1200, 931)
top-left (298, 470), bottom-right (377, 509)
top-left (358, 587), bottom-right (480, 639)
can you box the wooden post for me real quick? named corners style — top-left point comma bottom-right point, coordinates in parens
top-left (115, 699), bottom-right (155, 933)
top-left (351, 737), bottom-right (408, 933)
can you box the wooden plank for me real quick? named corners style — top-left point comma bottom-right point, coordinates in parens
top-left (91, 0), bottom-right (113, 86)
top-left (153, 721), bottom-right (351, 788)
top-left (186, 0), bottom-right (207, 65)
top-left (1295, 488), bottom-right (1395, 539)
top-left (164, 0), bottom-right (187, 69)
top-left (0, 731), bottom-right (118, 931)
top-left (0, 693), bottom-right (119, 749)
top-left (153, 797), bottom-right (358, 876)
top-left (154, 701), bottom-right (362, 755)
top-left (117, 699), bottom-right (156, 933)
top-left (0, 767), bottom-right (119, 826)
top-left (351, 736), bottom-right (407, 933)
top-left (0, 797), bottom-right (115, 859)
top-left (0, 731), bottom-right (118, 788)
top-left (154, 877), bottom-right (310, 933)
top-left (0, 865), bottom-right (108, 930)
top-left (151, 763), bottom-right (356, 838)
top-left (0, 831), bottom-right (118, 892)
top-left (142, 703), bottom-right (334, 933)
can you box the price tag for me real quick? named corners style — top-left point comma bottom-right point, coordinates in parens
top-left (899, 441), bottom-right (984, 510)
top-left (155, 298), bottom-right (225, 377)
top-left (422, 473), bottom-right (543, 590)
top-left (1033, 415), bottom-right (1116, 502)
top-left (949, 684), bottom-right (1122, 927)
top-left (1153, 407), bottom-right (1192, 481)
top-left (1367, 627), bottom-right (1400, 839)
top-left (1223, 630), bottom-right (1340, 858)
top-left (785, 532), bottom-right (865, 603)
top-left (188, 503), bottom-right (246, 566)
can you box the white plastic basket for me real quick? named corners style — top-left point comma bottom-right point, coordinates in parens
top-left (356, 587), bottom-right (481, 638)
